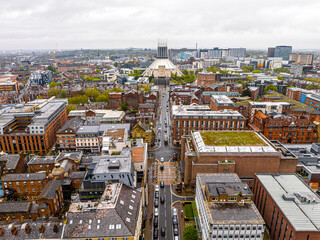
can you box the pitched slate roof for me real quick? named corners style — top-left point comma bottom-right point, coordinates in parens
top-left (38, 179), bottom-right (62, 200)
top-left (0, 201), bottom-right (31, 213)
top-left (2, 172), bottom-right (47, 182)
top-left (0, 154), bottom-right (21, 170)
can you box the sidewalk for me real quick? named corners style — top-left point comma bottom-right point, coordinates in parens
top-left (171, 184), bottom-right (195, 197)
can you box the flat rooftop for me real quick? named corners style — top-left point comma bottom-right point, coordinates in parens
top-left (208, 202), bottom-right (264, 225)
top-left (193, 131), bottom-right (276, 153)
top-left (200, 131), bottom-right (267, 147)
top-left (211, 95), bottom-right (235, 106)
top-left (256, 174), bottom-right (320, 231)
top-left (172, 104), bottom-right (244, 119)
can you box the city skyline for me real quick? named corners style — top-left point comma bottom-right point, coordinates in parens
top-left (1, 0), bottom-right (320, 50)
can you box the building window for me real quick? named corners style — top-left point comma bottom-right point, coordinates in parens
top-left (228, 197), bottom-right (237, 201)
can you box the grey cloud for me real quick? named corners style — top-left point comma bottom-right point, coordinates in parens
top-left (0, 0), bottom-right (319, 49)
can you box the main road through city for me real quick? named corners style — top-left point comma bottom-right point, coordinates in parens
top-left (149, 88), bottom-right (181, 240)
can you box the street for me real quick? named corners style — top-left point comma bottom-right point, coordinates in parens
top-left (147, 89), bottom-right (182, 240)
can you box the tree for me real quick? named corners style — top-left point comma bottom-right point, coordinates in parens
top-left (237, 80), bottom-right (246, 88)
top-left (242, 65), bottom-right (254, 72)
top-left (85, 88), bottom-right (100, 101)
top-left (183, 225), bottom-right (197, 240)
top-left (49, 82), bottom-right (57, 88)
top-left (110, 87), bottom-right (124, 93)
top-left (138, 84), bottom-right (151, 92)
top-left (120, 102), bottom-right (127, 111)
top-left (96, 94), bottom-right (109, 102)
top-left (60, 90), bottom-right (67, 98)
top-left (306, 84), bottom-right (320, 90)
top-left (242, 88), bottom-right (252, 98)
top-left (263, 84), bottom-right (278, 95)
top-left (48, 87), bottom-right (60, 98)
top-left (68, 95), bottom-right (89, 104)
top-left (252, 70), bottom-right (261, 73)
top-left (277, 76), bottom-right (284, 80)
top-left (66, 104), bottom-right (77, 114)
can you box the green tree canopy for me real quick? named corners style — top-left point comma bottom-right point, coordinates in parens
top-left (252, 70), bottom-right (261, 73)
top-left (242, 65), bottom-right (254, 72)
top-left (68, 95), bottom-right (89, 104)
top-left (277, 76), bottom-right (284, 80)
top-left (237, 80), bottom-right (246, 88)
top-left (49, 82), bottom-right (57, 88)
top-left (48, 87), bottom-right (60, 98)
top-left (120, 102), bottom-right (127, 111)
top-left (66, 104), bottom-right (77, 114)
top-left (138, 84), bottom-right (151, 92)
top-left (183, 225), bottom-right (197, 240)
top-left (263, 84), bottom-right (278, 95)
top-left (306, 84), bottom-right (320, 90)
top-left (85, 88), bottom-right (100, 101)
top-left (60, 89), bottom-right (67, 98)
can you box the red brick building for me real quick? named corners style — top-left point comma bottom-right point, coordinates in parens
top-left (253, 174), bottom-right (320, 240)
top-left (56, 117), bottom-right (84, 151)
top-left (209, 95), bottom-right (235, 111)
top-left (181, 131), bottom-right (298, 186)
top-left (0, 99), bottom-right (67, 155)
top-left (172, 104), bottom-right (246, 145)
top-left (2, 172), bottom-right (48, 197)
top-left (36, 179), bottom-right (64, 217)
top-left (197, 72), bottom-right (220, 86)
top-left (108, 92), bottom-right (123, 110)
top-left (286, 87), bottom-right (312, 102)
top-left (252, 111), bottom-right (318, 144)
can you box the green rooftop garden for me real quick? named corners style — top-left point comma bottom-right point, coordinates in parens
top-left (200, 131), bottom-right (267, 146)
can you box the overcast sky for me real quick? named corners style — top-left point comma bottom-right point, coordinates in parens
top-left (1, 0), bottom-right (320, 50)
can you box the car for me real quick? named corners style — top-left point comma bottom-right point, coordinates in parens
top-left (154, 199), bottom-right (159, 208)
top-left (164, 129), bottom-right (167, 133)
top-left (174, 236), bottom-right (179, 240)
top-left (160, 165), bottom-right (164, 171)
top-left (154, 208), bottom-right (159, 216)
top-left (153, 216), bottom-right (158, 228)
top-left (154, 185), bottom-right (160, 192)
top-left (173, 227), bottom-right (179, 236)
top-left (172, 207), bottom-right (178, 216)
top-left (153, 228), bottom-right (158, 238)
top-left (160, 196), bottom-right (165, 204)
top-left (160, 181), bottom-right (164, 188)
top-left (161, 227), bottom-right (166, 236)
top-left (155, 191), bottom-right (159, 199)
top-left (173, 216), bottom-right (178, 225)
top-left (160, 157), bottom-right (164, 162)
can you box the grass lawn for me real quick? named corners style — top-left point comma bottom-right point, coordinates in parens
top-left (192, 201), bottom-right (199, 218)
top-left (184, 203), bottom-right (194, 220)
top-left (200, 131), bottom-right (267, 146)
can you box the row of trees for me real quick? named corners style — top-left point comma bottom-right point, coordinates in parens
top-left (68, 87), bottom-right (124, 105)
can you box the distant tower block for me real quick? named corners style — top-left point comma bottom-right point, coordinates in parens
top-left (157, 40), bottom-right (168, 59)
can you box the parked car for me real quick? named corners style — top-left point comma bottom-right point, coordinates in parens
top-left (155, 191), bottom-right (159, 199)
top-left (154, 216), bottom-right (158, 228)
top-left (161, 227), bottom-right (166, 236)
top-left (154, 199), bottom-right (159, 208)
top-left (160, 165), bottom-right (164, 171)
top-left (154, 228), bottom-right (158, 239)
top-left (154, 208), bottom-right (159, 216)
top-left (172, 207), bottom-right (178, 216)
top-left (160, 196), bottom-right (165, 204)
top-left (173, 216), bottom-right (178, 225)
top-left (160, 181), bottom-right (164, 188)
top-left (160, 157), bottom-right (164, 162)
top-left (173, 227), bottom-right (179, 236)
top-left (155, 185), bottom-right (160, 192)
